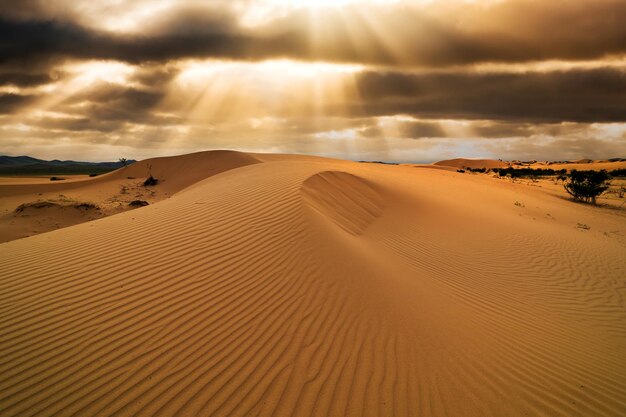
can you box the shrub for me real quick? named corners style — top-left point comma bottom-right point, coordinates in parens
top-left (609, 168), bottom-right (626, 178)
top-left (564, 170), bottom-right (610, 204)
top-left (143, 164), bottom-right (158, 186)
top-left (493, 167), bottom-right (566, 178)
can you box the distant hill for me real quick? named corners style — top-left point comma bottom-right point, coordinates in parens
top-left (0, 155), bottom-right (136, 175)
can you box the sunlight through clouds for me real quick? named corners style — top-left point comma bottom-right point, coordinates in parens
top-left (169, 59), bottom-right (363, 124)
top-left (0, 0), bottom-right (625, 161)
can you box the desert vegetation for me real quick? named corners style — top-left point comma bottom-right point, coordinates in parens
top-left (458, 166), bottom-right (624, 206)
top-left (564, 170), bottom-right (611, 204)
top-left (129, 200), bottom-right (149, 207)
top-left (492, 167), bottom-right (567, 178)
top-left (143, 164), bottom-right (159, 186)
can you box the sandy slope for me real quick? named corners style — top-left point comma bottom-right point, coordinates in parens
top-left (0, 176), bottom-right (91, 185)
top-left (435, 158), bottom-right (626, 172)
top-left (1, 151), bottom-right (625, 417)
top-left (0, 151), bottom-right (261, 242)
top-left (528, 161), bottom-right (626, 171)
top-left (434, 158), bottom-right (510, 169)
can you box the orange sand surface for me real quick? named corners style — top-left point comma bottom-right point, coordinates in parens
top-left (435, 158), bottom-right (626, 172)
top-left (1, 151), bottom-right (625, 416)
top-left (434, 158), bottom-right (510, 169)
top-left (0, 175), bottom-right (91, 185)
top-left (528, 161), bottom-right (626, 171)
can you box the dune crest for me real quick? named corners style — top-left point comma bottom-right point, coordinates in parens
top-left (301, 171), bottom-right (385, 235)
top-left (0, 150), bottom-right (263, 242)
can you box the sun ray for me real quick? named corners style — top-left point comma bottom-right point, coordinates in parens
top-left (169, 59), bottom-right (363, 130)
top-left (9, 60), bottom-right (137, 127)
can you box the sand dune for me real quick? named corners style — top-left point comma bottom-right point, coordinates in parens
top-left (1, 151), bottom-right (625, 416)
top-left (0, 151), bottom-right (262, 242)
top-left (434, 158), bottom-right (510, 169)
top-left (529, 161), bottom-right (626, 172)
top-left (435, 158), bottom-right (626, 172)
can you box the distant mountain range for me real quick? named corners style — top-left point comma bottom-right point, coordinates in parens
top-left (0, 155), bottom-right (136, 175)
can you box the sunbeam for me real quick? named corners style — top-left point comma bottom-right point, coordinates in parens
top-left (0, 0), bottom-right (624, 162)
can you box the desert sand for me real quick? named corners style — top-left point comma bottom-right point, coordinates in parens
top-left (434, 158), bottom-right (626, 172)
top-left (434, 158), bottom-right (511, 169)
top-left (1, 151), bottom-right (625, 417)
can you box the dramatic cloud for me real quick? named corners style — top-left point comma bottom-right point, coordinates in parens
top-left (0, 0), bottom-right (625, 162)
top-left (1, 1), bottom-right (625, 67)
top-left (353, 68), bottom-right (626, 123)
top-left (0, 93), bottom-right (38, 113)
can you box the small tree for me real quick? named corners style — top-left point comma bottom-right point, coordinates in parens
top-left (564, 170), bottom-right (610, 204)
top-left (119, 157), bottom-right (128, 168)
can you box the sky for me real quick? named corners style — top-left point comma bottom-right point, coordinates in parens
top-left (0, 0), bottom-right (625, 163)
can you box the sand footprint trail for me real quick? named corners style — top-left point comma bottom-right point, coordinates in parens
top-left (1, 152), bottom-right (625, 416)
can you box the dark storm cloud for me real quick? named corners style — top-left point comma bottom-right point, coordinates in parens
top-left (353, 68), bottom-right (626, 123)
top-left (0, 72), bottom-right (54, 87)
top-left (396, 121), bottom-right (446, 139)
top-left (31, 117), bottom-right (124, 133)
top-left (471, 123), bottom-right (536, 139)
top-left (0, 93), bottom-right (37, 113)
top-left (130, 67), bottom-right (181, 87)
top-left (69, 86), bottom-right (165, 110)
top-left (0, 18), bottom-right (255, 65)
top-left (0, 0), bottom-right (625, 67)
top-left (58, 86), bottom-right (172, 125)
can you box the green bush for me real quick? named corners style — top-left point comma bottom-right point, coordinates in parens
top-left (564, 170), bottom-right (610, 204)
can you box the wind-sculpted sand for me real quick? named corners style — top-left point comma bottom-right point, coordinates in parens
top-left (1, 151), bottom-right (625, 416)
top-left (0, 151), bottom-right (262, 242)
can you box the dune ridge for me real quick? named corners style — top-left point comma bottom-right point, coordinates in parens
top-left (1, 152), bottom-right (625, 416)
top-left (301, 171), bottom-right (385, 235)
top-left (0, 150), bottom-right (263, 242)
